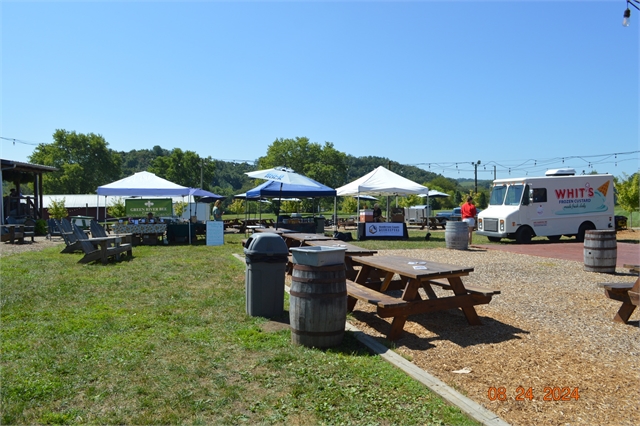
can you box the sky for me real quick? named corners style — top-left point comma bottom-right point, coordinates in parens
top-left (1, 0), bottom-right (639, 183)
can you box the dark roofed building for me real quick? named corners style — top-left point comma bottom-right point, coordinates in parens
top-left (2, 159), bottom-right (57, 223)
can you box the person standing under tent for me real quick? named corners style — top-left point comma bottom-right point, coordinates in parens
top-left (373, 203), bottom-right (383, 222)
top-left (461, 196), bottom-right (478, 244)
top-left (211, 200), bottom-right (223, 221)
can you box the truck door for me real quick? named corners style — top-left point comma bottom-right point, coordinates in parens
top-left (519, 184), bottom-right (532, 225)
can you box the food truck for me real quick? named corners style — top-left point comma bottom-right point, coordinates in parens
top-left (476, 169), bottom-right (615, 244)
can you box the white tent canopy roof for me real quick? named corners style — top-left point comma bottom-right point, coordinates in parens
top-left (418, 190), bottom-right (450, 198)
top-left (42, 194), bottom-right (190, 209)
top-left (97, 171), bottom-right (190, 196)
top-left (336, 166), bottom-right (428, 196)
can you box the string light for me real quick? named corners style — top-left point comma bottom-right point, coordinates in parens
top-left (411, 151), bottom-right (638, 178)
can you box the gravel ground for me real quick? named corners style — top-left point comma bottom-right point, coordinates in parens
top-left (0, 235), bottom-right (64, 256)
top-left (346, 247), bottom-right (639, 426)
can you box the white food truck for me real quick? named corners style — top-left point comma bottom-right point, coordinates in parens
top-left (476, 169), bottom-right (615, 244)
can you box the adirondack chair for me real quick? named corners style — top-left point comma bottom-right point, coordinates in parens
top-left (90, 219), bottom-right (109, 238)
top-left (57, 218), bottom-right (84, 253)
top-left (47, 219), bottom-right (63, 241)
top-left (23, 218), bottom-right (36, 242)
top-left (90, 220), bottom-right (133, 243)
top-left (71, 223), bottom-right (133, 264)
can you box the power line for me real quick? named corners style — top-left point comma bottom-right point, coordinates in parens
top-left (3, 134), bottom-right (637, 176)
top-left (411, 151), bottom-right (639, 177)
top-left (0, 136), bottom-right (42, 146)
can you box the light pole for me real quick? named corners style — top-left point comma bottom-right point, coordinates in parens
top-left (623, 0), bottom-right (640, 26)
top-left (200, 159), bottom-right (204, 189)
top-left (473, 160), bottom-right (481, 194)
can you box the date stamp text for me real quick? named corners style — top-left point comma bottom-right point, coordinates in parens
top-left (487, 387), bottom-right (580, 401)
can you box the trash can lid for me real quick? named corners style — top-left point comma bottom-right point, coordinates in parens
top-left (243, 233), bottom-right (288, 256)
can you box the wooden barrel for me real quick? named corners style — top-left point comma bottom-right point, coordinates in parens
top-left (584, 230), bottom-right (617, 274)
top-left (445, 221), bottom-right (469, 250)
top-left (289, 264), bottom-right (347, 348)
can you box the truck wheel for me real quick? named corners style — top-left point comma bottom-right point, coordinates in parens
top-left (487, 236), bottom-right (502, 242)
top-left (547, 235), bottom-right (561, 242)
top-left (515, 226), bottom-right (534, 244)
top-left (576, 222), bottom-right (595, 242)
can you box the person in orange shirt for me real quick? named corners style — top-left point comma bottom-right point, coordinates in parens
top-left (460, 196), bottom-right (478, 244)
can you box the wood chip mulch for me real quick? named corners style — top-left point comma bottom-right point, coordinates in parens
top-left (346, 247), bottom-right (639, 426)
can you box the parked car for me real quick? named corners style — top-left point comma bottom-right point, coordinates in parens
top-left (435, 207), bottom-right (482, 221)
top-left (435, 207), bottom-right (462, 221)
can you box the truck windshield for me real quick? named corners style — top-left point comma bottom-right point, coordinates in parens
top-left (505, 184), bottom-right (524, 206)
top-left (489, 185), bottom-right (507, 205)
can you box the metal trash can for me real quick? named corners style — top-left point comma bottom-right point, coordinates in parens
top-left (244, 233), bottom-right (289, 318)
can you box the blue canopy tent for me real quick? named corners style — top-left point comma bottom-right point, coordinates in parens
top-left (245, 179), bottom-right (336, 230)
top-left (246, 179), bottom-right (336, 198)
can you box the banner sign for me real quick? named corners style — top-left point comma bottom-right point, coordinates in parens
top-left (364, 223), bottom-right (404, 238)
top-left (206, 221), bottom-right (224, 246)
top-left (125, 198), bottom-right (173, 217)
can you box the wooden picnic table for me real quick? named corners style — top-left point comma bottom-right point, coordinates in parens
top-left (280, 232), bottom-right (335, 248)
top-left (302, 239), bottom-right (377, 279)
top-left (303, 239), bottom-right (377, 257)
top-left (602, 277), bottom-right (639, 324)
top-left (427, 217), bottom-right (447, 230)
top-left (1, 224), bottom-right (25, 244)
top-left (347, 255), bottom-right (500, 340)
top-left (254, 227), bottom-right (297, 234)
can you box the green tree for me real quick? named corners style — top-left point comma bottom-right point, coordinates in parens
top-left (29, 130), bottom-right (122, 194)
top-left (174, 201), bottom-right (188, 217)
top-left (477, 191), bottom-right (488, 209)
top-left (149, 149), bottom-right (209, 188)
top-left (120, 146), bottom-right (169, 177)
top-left (48, 198), bottom-right (68, 220)
top-left (228, 199), bottom-right (245, 215)
top-left (453, 190), bottom-right (463, 206)
top-left (426, 176), bottom-right (458, 194)
top-left (341, 197), bottom-right (358, 214)
top-left (107, 198), bottom-right (126, 218)
top-left (257, 137), bottom-right (348, 189)
top-left (398, 194), bottom-right (423, 208)
top-left (616, 173), bottom-right (639, 226)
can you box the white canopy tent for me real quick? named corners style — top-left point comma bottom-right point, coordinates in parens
top-left (97, 171), bottom-right (191, 197)
top-left (336, 166), bottom-right (428, 197)
top-left (335, 166), bottom-right (429, 228)
top-left (96, 172), bottom-right (199, 244)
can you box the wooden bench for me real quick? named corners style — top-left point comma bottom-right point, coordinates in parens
top-left (426, 279), bottom-right (501, 297)
top-left (346, 279), bottom-right (410, 312)
top-left (1, 225), bottom-right (25, 244)
top-left (601, 277), bottom-right (639, 324)
top-left (427, 217), bottom-right (447, 230)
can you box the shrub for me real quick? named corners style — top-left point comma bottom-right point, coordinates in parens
top-left (35, 219), bottom-right (47, 236)
top-left (48, 198), bottom-right (68, 220)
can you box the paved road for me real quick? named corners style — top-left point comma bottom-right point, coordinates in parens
top-left (473, 241), bottom-right (639, 267)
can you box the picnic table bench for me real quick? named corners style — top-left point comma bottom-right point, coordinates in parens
top-left (1, 224), bottom-right (25, 244)
top-left (347, 255), bottom-right (500, 340)
top-left (601, 277), bottom-right (639, 324)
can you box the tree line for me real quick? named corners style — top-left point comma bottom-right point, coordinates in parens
top-left (7, 130), bottom-right (638, 217)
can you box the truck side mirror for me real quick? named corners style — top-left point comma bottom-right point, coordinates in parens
top-left (521, 186), bottom-right (531, 206)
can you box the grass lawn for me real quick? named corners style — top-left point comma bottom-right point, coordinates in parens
top-left (1, 233), bottom-right (478, 425)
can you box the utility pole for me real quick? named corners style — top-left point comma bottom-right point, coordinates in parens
top-left (474, 160), bottom-right (481, 194)
top-left (200, 159), bottom-right (204, 189)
